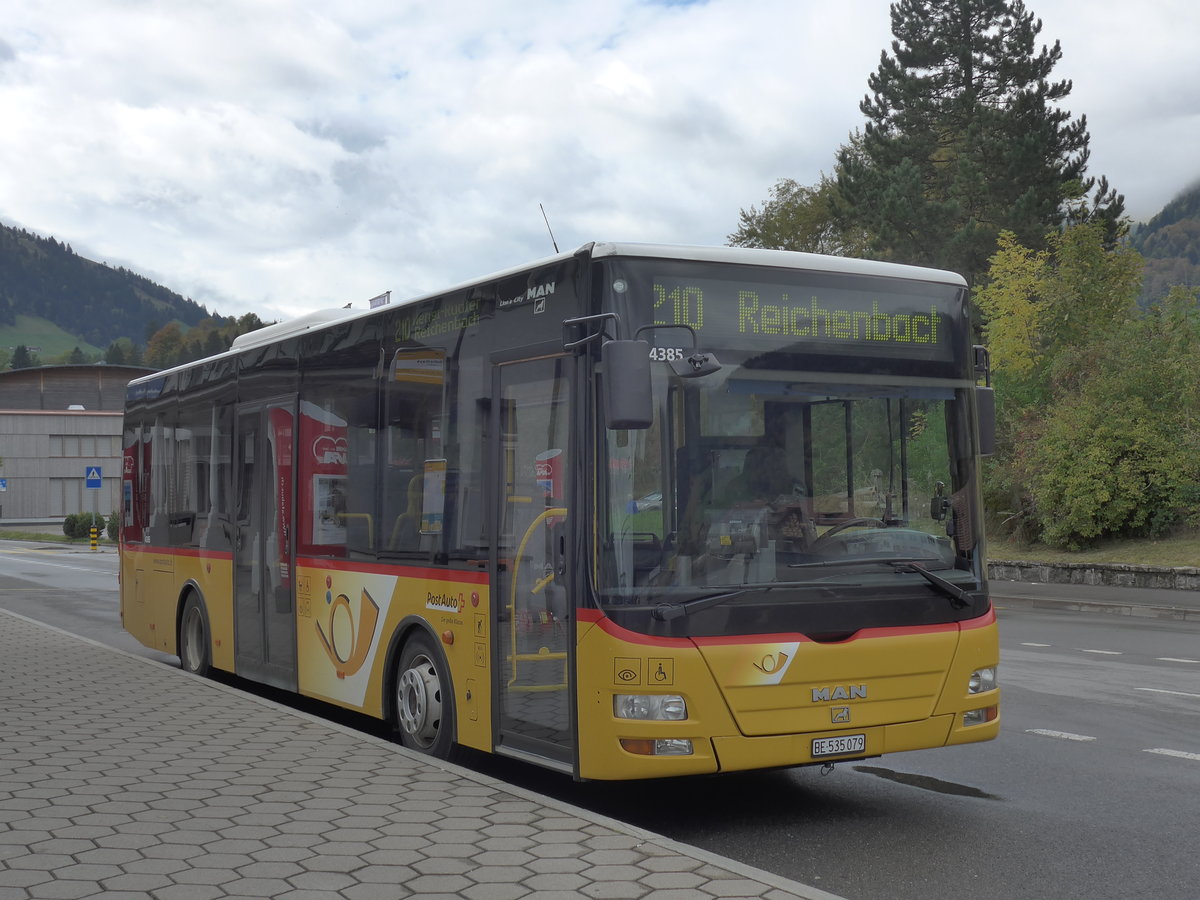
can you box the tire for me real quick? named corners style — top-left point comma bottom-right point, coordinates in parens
top-left (393, 631), bottom-right (455, 758)
top-left (179, 594), bottom-right (212, 677)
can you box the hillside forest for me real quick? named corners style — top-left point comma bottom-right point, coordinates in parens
top-left (0, 223), bottom-right (269, 369)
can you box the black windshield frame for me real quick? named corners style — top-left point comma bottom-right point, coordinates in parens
top-left (589, 256), bottom-right (987, 637)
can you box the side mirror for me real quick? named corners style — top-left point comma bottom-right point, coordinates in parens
top-left (601, 340), bottom-right (653, 430)
top-left (930, 481), bottom-right (950, 522)
top-left (976, 386), bottom-right (996, 457)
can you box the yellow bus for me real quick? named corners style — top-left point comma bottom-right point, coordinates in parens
top-left (120, 243), bottom-right (999, 780)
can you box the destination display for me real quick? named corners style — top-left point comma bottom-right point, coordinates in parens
top-left (622, 265), bottom-right (964, 364)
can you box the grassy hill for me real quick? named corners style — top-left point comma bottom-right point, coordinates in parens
top-left (0, 314), bottom-right (104, 362)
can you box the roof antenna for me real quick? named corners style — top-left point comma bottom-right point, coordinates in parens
top-left (539, 203), bottom-right (559, 253)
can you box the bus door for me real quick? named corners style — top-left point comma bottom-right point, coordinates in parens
top-left (491, 354), bottom-right (575, 773)
top-left (233, 397), bottom-right (298, 691)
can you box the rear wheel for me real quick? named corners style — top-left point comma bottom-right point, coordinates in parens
top-left (179, 594), bottom-right (211, 677)
top-left (393, 632), bottom-right (455, 758)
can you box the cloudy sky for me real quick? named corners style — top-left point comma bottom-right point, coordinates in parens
top-left (2, 0), bottom-right (1198, 323)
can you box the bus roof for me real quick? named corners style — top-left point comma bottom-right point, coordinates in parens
top-left (128, 243), bottom-right (967, 387)
top-left (589, 242), bottom-right (968, 288)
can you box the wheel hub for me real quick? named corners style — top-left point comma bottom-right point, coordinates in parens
top-left (397, 655), bottom-right (442, 747)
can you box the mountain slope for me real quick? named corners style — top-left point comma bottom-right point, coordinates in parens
top-left (1130, 183), bottom-right (1200, 305)
top-left (0, 221), bottom-right (211, 348)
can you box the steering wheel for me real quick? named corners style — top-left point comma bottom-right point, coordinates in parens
top-left (808, 516), bottom-right (887, 550)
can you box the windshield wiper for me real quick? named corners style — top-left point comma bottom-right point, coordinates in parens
top-left (893, 560), bottom-right (972, 609)
top-left (653, 589), bottom-right (749, 621)
top-left (651, 583), bottom-right (846, 620)
top-left (788, 555), bottom-right (942, 569)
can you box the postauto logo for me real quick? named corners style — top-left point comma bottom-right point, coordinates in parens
top-left (426, 591), bottom-right (464, 614)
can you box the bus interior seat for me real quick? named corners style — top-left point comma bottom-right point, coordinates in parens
top-left (389, 475), bottom-right (423, 550)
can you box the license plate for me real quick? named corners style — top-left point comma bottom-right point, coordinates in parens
top-left (812, 734), bottom-right (866, 757)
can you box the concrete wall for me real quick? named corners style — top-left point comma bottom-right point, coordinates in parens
top-left (0, 409), bottom-right (123, 519)
top-left (0, 365), bottom-right (146, 521)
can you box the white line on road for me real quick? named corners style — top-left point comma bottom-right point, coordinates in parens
top-left (1135, 688), bottom-right (1200, 699)
top-left (0, 555), bottom-right (111, 574)
top-left (1156, 657), bottom-right (1200, 664)
top-left (1075, 648), bottom-right (1122, 655)
top-left (1025, 729), bottom-right (1097, 742)
top-left (1021, 642), bottom-right (1052, 647)
top-left (1143, 748), bottom-right (1200, 762)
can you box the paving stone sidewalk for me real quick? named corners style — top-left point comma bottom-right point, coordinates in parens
top-left (0, 610), bottom-right (841, 900)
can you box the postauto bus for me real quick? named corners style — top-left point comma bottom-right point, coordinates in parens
top-left (120, 242), bottom-right (999, 780)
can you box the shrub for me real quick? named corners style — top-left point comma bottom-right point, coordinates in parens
top-left (1031, 395), bottom-right (1198, 548)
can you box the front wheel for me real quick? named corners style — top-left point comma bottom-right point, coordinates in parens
top-left (393, 632), bottom-right (455, 758)
top-left (179, 594), bottom-right (211, 677)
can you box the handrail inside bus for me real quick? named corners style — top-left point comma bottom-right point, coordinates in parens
top-left (508, 506), bottom-right (569, 691)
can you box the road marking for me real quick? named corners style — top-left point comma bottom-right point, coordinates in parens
top-left (1156, 657), bottom-right (1200, 664)
top-left (0, 557), bottom-right (109, 574)
top-left (1136, 688), bottom-right (1200, 699)
top-left (1143, 748), bottom-right (1200, 762)
top-left (1076, 648), bottom-right (1122, 655)
top-left (1021, 642), bottom-right (1052, 647)
top-left (1025, 729), bottom-right (1096, 742)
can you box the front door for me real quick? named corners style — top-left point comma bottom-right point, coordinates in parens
top-left (492, 355), bottom-right (575, 770)
top-left (233, 398), bottom-right (297, 690)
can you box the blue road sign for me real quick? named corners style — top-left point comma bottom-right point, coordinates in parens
top-left (0, 478), bottom-right (7, 491)
top-left (85, 467), bottom-right (103, 489)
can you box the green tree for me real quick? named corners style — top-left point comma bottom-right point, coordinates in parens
top-left (144, 322), bottom-right (184, 369)
top-left (977, 226), bottom-right (1198, 546)
top-left (68, 346), bottom-right (86, 364)
top-left (104, 341), bottom-right (127, 365)
top-left (834, 0), bottom-right (1123, 285)
top-left (729, 176), bottom-right (869, 256)
top-left (11, 345), bottom-right (36, 369)
top-left (1031, 289), bottom-right (1200, 546)
top-left (976, 223), bottom-right (1142, 388)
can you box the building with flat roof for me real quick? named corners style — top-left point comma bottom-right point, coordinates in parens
top-left (0, 365), bottom-right (153, 522)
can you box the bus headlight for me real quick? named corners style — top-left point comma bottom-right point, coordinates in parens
top-left (614, 694), bottom-right (688, 721)
top-left (968, 666), bottom-right (997, 694)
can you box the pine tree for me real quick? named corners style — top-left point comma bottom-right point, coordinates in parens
top-left (104, 342), bottom-right (127, 365)
top-left (834, 0), bottom-right (1123, 285)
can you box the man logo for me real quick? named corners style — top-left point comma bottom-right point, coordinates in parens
top-left (812, 684), bottom-right (868, 702)
top-left (832, 706), bottom-right (851, 723)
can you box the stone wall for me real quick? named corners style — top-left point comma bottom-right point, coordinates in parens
top-left (988, 560), bottom-right (1200, 591)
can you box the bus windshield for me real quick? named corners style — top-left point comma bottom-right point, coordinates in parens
top-left (597, 257), bottom-right (982, 608)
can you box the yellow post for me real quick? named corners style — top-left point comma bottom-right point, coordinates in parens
top-left (90, 526), bottom-right (98, 552)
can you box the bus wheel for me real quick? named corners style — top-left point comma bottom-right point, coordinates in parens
top-left (179, 594), bottom-right (211, 677)
top-left (394, 632), bottom-right (454, 758)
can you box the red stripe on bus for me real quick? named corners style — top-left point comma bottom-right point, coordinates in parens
top-left (296, 556), bottom-right (490, 584)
